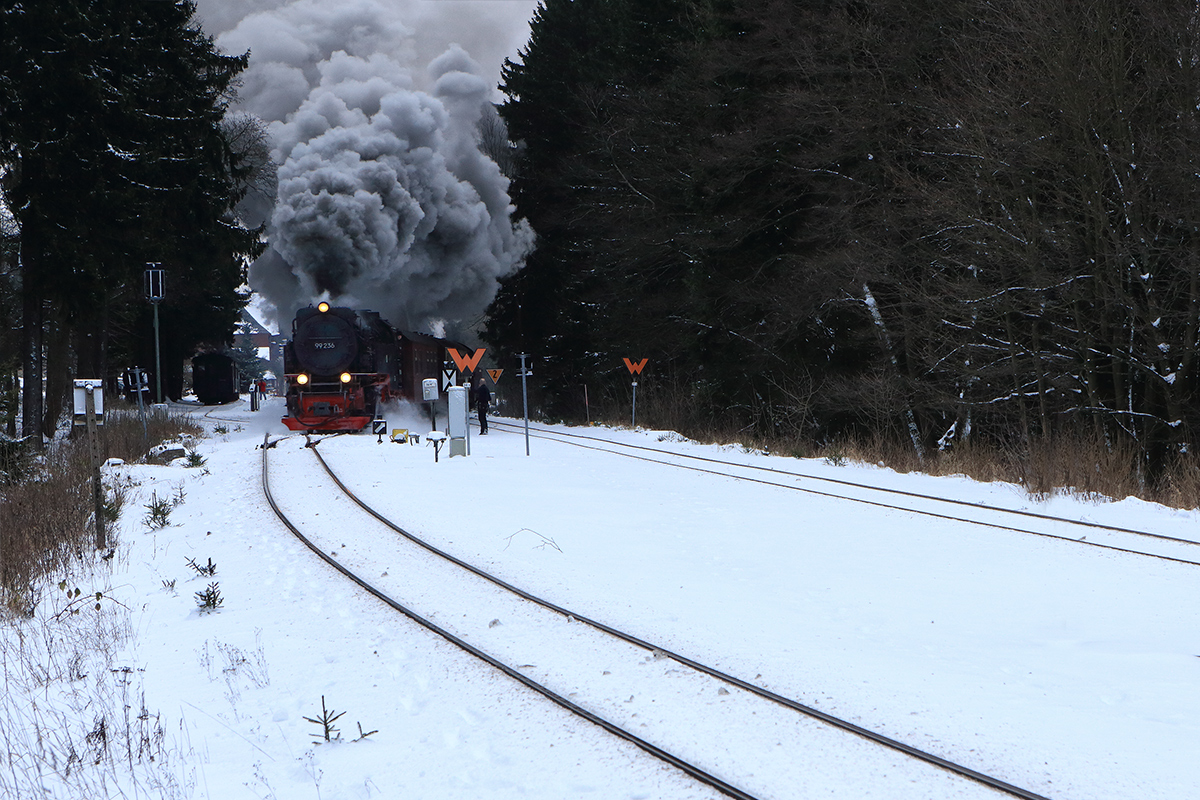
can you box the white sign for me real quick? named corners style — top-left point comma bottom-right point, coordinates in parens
top-left (422, 377), bottom-right (439, 401)
top-left (73, 379), bottom-right (105, 426)
top-left (72, 380), bottom-right (105, 416)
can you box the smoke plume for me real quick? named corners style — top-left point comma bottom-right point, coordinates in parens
top-left (194, 0), bottom-right (537, 334)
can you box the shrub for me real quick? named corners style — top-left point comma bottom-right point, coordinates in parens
top-left (1, 406), bottom-right (204, 615)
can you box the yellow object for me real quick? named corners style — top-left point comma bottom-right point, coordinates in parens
top-left (390, 428), bottom-right (408, 443)
top-left (318, 301), bottom-right (330, 312)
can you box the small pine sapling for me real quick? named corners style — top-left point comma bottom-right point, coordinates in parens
top-left (195, 582), bottom-right (223, 612)
top-left (185, 556), bottom-right (217, 576)
top-left (304, 696), bottom-right (346, 743)
top-left (142, 492), bottom-right (173, 529)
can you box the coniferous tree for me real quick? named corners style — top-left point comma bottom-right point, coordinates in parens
top-left (490, 0), bottom-right (1200, 479)
top-left (489, 0), bottom-right (705, 415)
top-left (491, 0), bottom-right (962, 438)
top-left (910, 0), bottom-right (1200, 479)
top-left (0, 0), bottom-right (260, 430)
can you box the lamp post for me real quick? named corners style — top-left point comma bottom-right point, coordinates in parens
top-left (145, 266), bottom-right (165, 403)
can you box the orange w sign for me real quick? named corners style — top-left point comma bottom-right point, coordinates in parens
top-left (448, 347), bottom-right (486, 373)
top-left (623, 358), bottom-right (648, 375)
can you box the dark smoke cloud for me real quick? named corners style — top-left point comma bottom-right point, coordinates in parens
top-left (193, 0), bottom-right (538, 334)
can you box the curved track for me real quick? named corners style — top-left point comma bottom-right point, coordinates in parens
top-left (263, 433), bottom-right (1054, 800)
top-left (490, 419), bottom-right (1200, 568)
top-left (262, 434), bottom-right (759, 800)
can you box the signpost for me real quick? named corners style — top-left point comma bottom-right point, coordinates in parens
top-left (73, 380), bottom-right (106, 550)
top-left (447, 348), bottom-right (486, 455)
top-left (518, 353), bottom-right (532, 456)
top-left (447, 347), bottom-right (486, 374)
top-left (623, 358), bottom-right (648, 428)
top-left (145, 266), bottom-right (165, 403)
top-left (422, 377), bottom-right (439, 431)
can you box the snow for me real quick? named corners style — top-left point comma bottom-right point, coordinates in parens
top-left (4, 396), bottom-right (1199, 799)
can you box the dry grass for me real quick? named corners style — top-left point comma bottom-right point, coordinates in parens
top-left (818, 433), bottom-right (1200, 508)
top-left (1, 438), bottom-right (96, 614)
top-left (102, 402), bottom-right (205, 464)
top-left (0, 403), bottom-right (201, 796)
top-left (0, 406), bottom-right (204, 615)
top-left (0, 568), bottom-right (192, 798)
top-left (587, 382), bottom-right (1200, 509)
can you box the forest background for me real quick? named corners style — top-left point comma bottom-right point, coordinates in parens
top-left (0, 0), bottom-right (268, 446)
top-left (486, 0), bottom-right (1200, 497)
top-left (4, 0), bottom-right (1200, 500)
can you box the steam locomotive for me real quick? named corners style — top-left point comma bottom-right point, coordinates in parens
top-left (281, 302), bottom-right (451, 432)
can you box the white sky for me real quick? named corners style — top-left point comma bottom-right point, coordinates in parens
top-left (193, 0), bottom-right (542, 98)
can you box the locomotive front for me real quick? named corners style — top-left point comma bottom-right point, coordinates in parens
top-left (282, 302), bottom-right (397, 431)
top-left (292, 304), bottom-right (359, 378)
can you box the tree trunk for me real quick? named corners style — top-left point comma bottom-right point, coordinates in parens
top-left (42, 304), bottom-right (72, 439)
top-left (20, 270), bottom-right (43, 449)
top-left (1, 370), bottom-right (17, 437)
top-left (864, 284), bottom-right (925, 463)
top-left (1004, 311), bottom-right (1031, 444)
top-left (1031, 317), bottom-right (1049, 437)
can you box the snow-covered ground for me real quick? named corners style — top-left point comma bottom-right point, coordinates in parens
top-left (3, 395), bottom-right (1197, 799)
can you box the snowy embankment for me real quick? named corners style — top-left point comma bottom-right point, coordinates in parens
top-left (2, 395), bottom-right (1197, 799)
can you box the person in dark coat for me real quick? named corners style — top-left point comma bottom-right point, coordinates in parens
top-left (473, 376), bottom-right (491, 434)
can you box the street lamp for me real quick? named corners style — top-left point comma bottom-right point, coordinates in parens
top-left (145, 265), bottom-right (165, 403)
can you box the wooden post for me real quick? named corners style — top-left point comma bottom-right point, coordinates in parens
top-left (85, 387), bottom-right (105, 551)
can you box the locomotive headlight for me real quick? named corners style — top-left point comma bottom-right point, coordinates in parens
top-left (317, 302), bottom-right (330, 313)
top-left (296, 373), bottom-right (310, 386)
top-left (339, 372), bottom-right (352, 384)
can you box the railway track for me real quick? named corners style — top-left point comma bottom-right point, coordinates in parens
top-left (488, 419), bottom-right (1200, 568)
top-left (262, 432), bottom-right (1054, 800)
